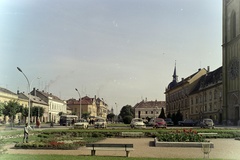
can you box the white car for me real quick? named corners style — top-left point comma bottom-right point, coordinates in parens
top-left (74, 119), bottom-right (89, 129)
top-left (94, 118), bottom-right (107, 128)
top-left (130, 118), bottom-right (146, 129)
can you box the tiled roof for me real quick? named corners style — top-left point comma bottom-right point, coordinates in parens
top-left (191, 66), bottom-right (222, 94)
top-left (0, 87), bottom-right (17, 95)
top-left (134, 100), bottom-right (166, 109)
top-left (19, 92), bottom-right (48, 105)
top-left (36, 90), bottom-right (65, 103)
top-left (67, 96), bottom-right (94, 105)
top-left (167, 69), bottom-right (205, 90)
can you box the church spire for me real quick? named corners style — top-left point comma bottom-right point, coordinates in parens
top-left (172, 61), bottom-right (178, 82)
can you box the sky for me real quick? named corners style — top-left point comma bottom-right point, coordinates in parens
top-left (0, 0), bottom-right (222, 114)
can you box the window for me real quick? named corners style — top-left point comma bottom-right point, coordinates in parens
top-left (209, 92), bottom-right (212, 101)
top-left (231, 11), bottom-right (237, 39)
top-left (145, 111), bottom-right (148, 114)
top-left (209, 103), bottom-right (212, 111)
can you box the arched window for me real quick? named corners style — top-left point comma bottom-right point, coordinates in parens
top-left (231, 11), bottom-right (237, 39)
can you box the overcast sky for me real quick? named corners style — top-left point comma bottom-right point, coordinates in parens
top-left (0, 0), bottom-right (222, 114)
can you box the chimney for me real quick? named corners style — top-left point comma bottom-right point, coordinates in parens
top-left (145, 97), bottom-right (147, 102)
top-left (207, 66), bottom-right (210, 73)
top-left (33, 88), bottom-right (36, 96)
top-left (17, 90), bottom-right (19, 94)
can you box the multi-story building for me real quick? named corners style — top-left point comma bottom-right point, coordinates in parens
top-left (66, 95), bottom-right (108, 120)
top-left (0, 87), bottom-right (21, 123)
top-left (133, 99), bottom-right (166, 119)
top-left (189, 67), bottom-right (223, 124)
top-left (165, 66), bottom-right (207, 120)
top-left (17, 92), bottom-right (49, 123)
top-left (31, 88), bottom-right (67, 123)
top-left (222, 0), bottom-right (240, 125)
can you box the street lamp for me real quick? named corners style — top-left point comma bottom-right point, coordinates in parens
top-left (75, 88), bottom-right (81, 119)
top-left (17, 67), bottom-right (31, 126)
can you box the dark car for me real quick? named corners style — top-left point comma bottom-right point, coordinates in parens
top-left (165, 118), bottom-right (174, 126)
top-left (178, 119), bottom-right (197, 126)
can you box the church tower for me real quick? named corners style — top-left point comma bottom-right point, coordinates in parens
top-left (223, 0), bottom-right (240, 125)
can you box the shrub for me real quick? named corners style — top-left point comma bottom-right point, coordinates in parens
top-left (157, 129), bottom-right (205, 142)
top-left (123, 116), bottom-right (132, 124)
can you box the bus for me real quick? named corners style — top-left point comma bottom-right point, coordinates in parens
top-left (59, 115), bottom-right (78, 126)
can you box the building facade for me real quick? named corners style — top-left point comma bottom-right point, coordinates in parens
top-left (189, 67), bottom-right (223, 124)
top-left (31, 88), bottom-right (67, 123)
top-left (165, 66), bottom-right (207, 120)
top-left (67, 95), bottom-right (108, 120)
top-left (223, 0), bottom-right (240, 125)
top-left (133, 99), bottom-right (166, 119)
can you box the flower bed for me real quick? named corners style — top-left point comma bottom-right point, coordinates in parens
top-left (154, 129), bottom-right (214, 148)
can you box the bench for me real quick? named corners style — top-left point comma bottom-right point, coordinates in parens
top-left (86, 143), bottom-right (134, 157)
top-left (121, 132), bottom-right (144, 138)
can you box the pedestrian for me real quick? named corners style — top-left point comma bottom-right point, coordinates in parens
top-left (23, 123), bottom-right (31, 143)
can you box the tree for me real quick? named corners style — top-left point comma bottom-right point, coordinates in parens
top-left (167, 112), bottom-right (171, 118)
top-left (123, 115), bottom-right (132, 124)
top-left (158, 107), bottom-right (166, 119)
top-left (31, 106), bottom-right (44, 122)
top-left (20, 106), bottom-right (28, 123)
top-left (0, 102), bottom-right (4, 116)
top-left (107, 113), bottom-right (115, 122)
top-left (119, 105), bottom-right (134, 124)
top-left (2, 100), bottom-right (22, 129)
top-left (176, 109), bottom-right (183, 122)
top-left (82, 112), bottom-right (91, 119)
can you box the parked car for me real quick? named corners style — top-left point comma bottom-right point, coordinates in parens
top-left (178, 119), bottom-right (197, 126)
top-left (165, 118), bottom-right (174, 126)
top-left (153, 118), bottom-right (167, 128)
top-left (200, 118), bottom-right (215, 129)
top-left (130, 118), bottom-right (146, 129)
top-left (94, 118), bottom-right (107, 128)
top-left (74, 119), bottom-right (89, 129)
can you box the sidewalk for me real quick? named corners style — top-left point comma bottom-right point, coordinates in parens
top-left (4, 138), bottom-right (240, 159)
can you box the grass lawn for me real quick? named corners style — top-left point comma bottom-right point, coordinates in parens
top-left (0, 154), bottom-right (224, 160)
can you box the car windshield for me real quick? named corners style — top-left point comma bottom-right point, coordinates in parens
top-left (204, 119), bottom-right (212, 123)
top-left (78, 119), bottom-right (86, 122)
top-left (134, 119), bottom-right (143, 122)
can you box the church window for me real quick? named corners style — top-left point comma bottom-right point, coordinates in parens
top-left (231, 11), bottom-right (237, 39)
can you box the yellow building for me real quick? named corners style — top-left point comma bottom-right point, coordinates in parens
top-left (67, 96), bottom-right (108, 120)
top-left (165, 66), bottom-right (207, 120)
top-left (189, 67), bottom-right (223, 124)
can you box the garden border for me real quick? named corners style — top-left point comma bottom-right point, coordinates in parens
top-left (154, 138), bottom-right (214, 148)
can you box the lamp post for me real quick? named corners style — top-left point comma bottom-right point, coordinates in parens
top-left (17, 67), bottom-right (31, 126)
top-left (75, 88), bottom-right (81, 119)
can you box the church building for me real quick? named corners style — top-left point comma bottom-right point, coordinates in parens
top-left (222, 0), bottom-right (240, 125)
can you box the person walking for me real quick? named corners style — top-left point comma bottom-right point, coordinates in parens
top-left (23, 123), bottom-right (31, 143)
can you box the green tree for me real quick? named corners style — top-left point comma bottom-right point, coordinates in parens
top-left (123, 115), bottom-right (132, 124)
top-left (20, 106), bottom-right (28, 123)
top-left (158, 107), bottom-right (166, 119)
top-left (176, 109), bottom-right (183, 122)
top-left (82, 112), bottom-right (91, 119)
top-left (0, 102), bottom-right (4, 116)
top-left (119, 105), bottom-right (134, 124)
top-left (31, 106), bottom-right (44, 121)
top-left (2, 100), bottom-right (21, 129)
top-left (167, 112), bottom-right (171, 118)
top-left (107, 113), bottom-right (115, 121)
